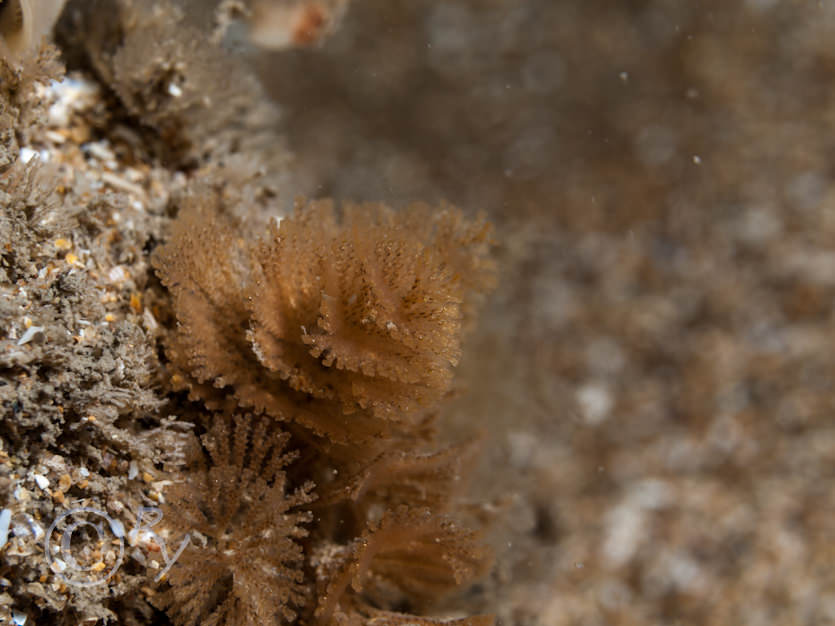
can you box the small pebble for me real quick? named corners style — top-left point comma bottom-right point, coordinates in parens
top-left (50, 558), bottom-right (67, 573)
top-left (58, 474), bottom-right (72, 492)
top-left (108, 266), bottom-right (127, 283)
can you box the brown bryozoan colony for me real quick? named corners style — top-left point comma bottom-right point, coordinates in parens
top-left (152, 192), bottom-right (496, 625)
top-left (154, 414), bottom-right (315, 625)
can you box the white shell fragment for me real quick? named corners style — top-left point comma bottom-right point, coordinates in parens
top-left (130, 547), bottom-right (147, 566)
top-left (17, 325), bottom-right (44, 345)
top-left (13, 485), bottom-right (29, 502)
top-left (32, 474), bottom-right (49, 490)
top-left (22, 514), bottom-right (44, 540)
top-left (108, 265), bottom-right (128, 284)
top-left (108, 517), bottom-right (126, 539)
top-left (0, 508), bottom-right (11, 549)
top-left (50, 557), bottom-right (67, 573)
top-left (18, 147), bottom-right (38, 164)
top-left (47, 76), bottom-right (100, 127)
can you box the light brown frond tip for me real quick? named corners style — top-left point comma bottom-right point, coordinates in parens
top-left (154, 198), bottom-right (496, 444)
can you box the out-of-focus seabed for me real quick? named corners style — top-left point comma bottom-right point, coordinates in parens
top-left (253, 1), bottom-right (835, 625)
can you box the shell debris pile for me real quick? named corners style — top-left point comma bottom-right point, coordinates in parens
top-left (0, 68), bottom-right (192, 624)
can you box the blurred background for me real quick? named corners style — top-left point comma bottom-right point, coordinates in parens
top-left (210, 1), bottom-right (835, 623)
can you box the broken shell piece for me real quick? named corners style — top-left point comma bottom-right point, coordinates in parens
top-left (49, 557), bottom-right (67, 573)
top-left (108, 517), bottom-right (125, 539)
top-left (0, 0), bottom-right (67, 58)
top-left (0, 508), bottom-right (11, 549)
top-left (130, 547), bottom-right (147, 565)
top-left (46, 76), bottom-right (100, 127)
top-left (12, 514), bottom-right (44, 541)
top-left (108, 265), bottom-right (128, 284)
top-left (0, 0), bottom-right (32, 56)
top-left (248, 0), bottom-right (348, 49)
top-left (23, 514), bottom-right (44, 540)
top-left (17, 325), bottom-right (44, 346)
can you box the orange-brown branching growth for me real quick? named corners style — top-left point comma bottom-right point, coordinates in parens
top-left (152, 195), bottom-right (496, 625)
top-left (155, 414), bottom-right (314, 626)
top-left (153, 197), bottom-right (495, 446)
top-left (313, 506), bottom-right (492, 625)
